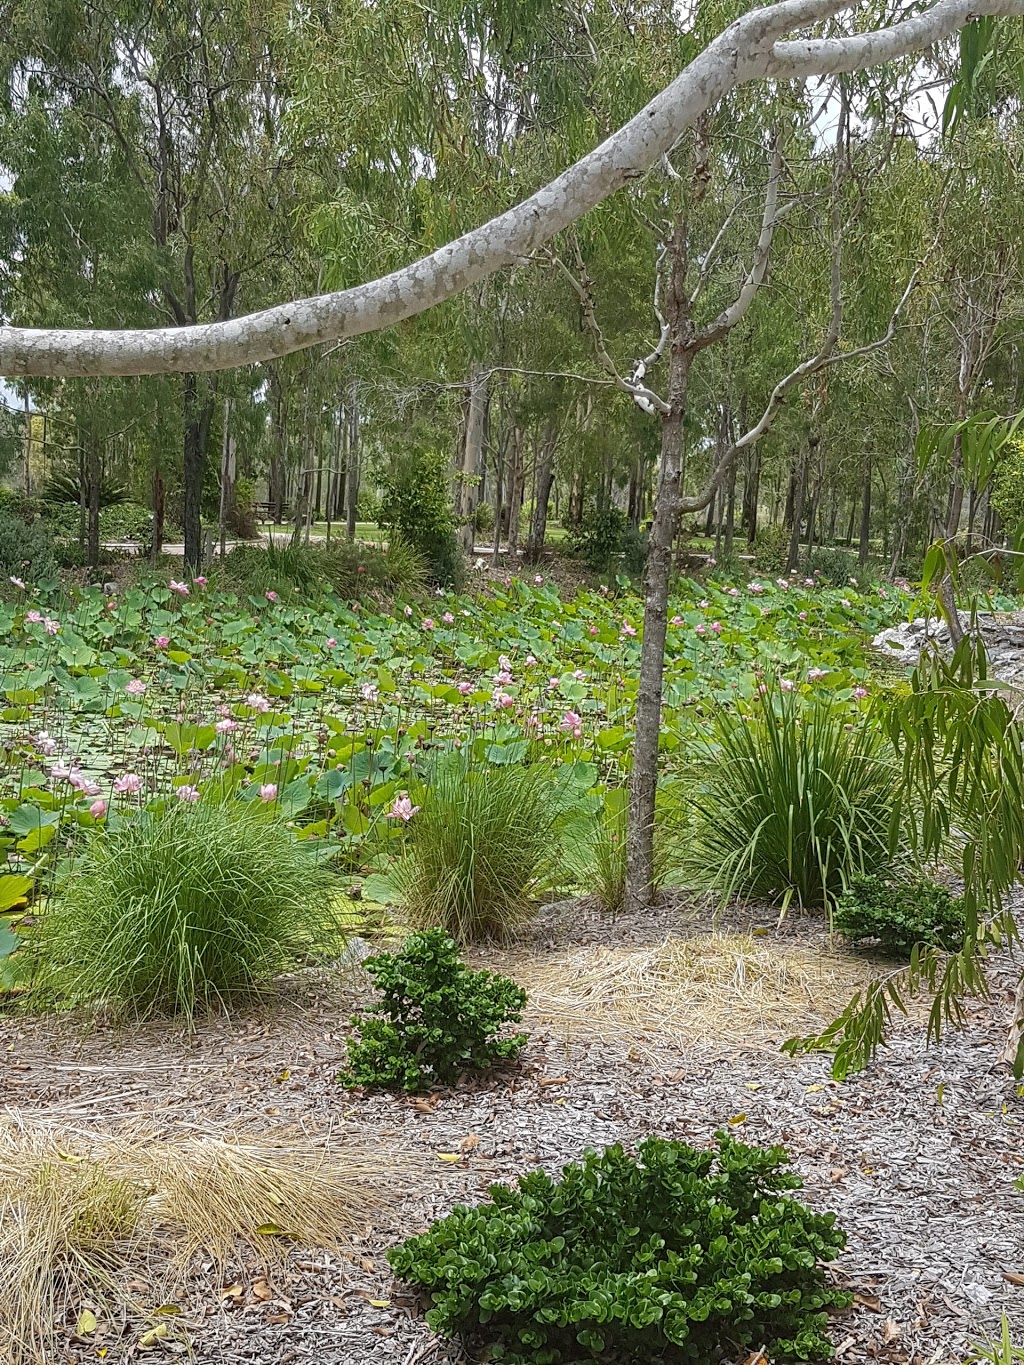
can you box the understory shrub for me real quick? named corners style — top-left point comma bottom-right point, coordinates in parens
top-left (0, 508), bottom-right (58, 587)
top-left (571, 505), bottom-right (647, 572)
top-left (805, 545), bottom-right (860, 587)
top-left (379, 449), bottom-right (462, 587)
top-left (753, 522), bottom-right (791, 573)
top-left (389, 1133), bottom-right (850, 1364)
top-left (31, 803), bottom-right (338, 1021)
top-left (685, 687), bottom-right (895, 911)
top-left (833, 874), bottom-right (966, 956)
top-left (395, 756), bottom-right (578, 940)
top-left (219, 537), bottom-right (425, 600)
top-left (342, 928), bottom-right (527, 1092)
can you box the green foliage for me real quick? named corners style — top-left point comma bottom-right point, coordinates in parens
top-left (342, 928), bottom-right (527, 1092)
top-left (41, 473), bottom-right (129, 508)
top-left (968, 1316), bottom-right (1024, 1365)
top-left (753, 523), bottom-right (791, 573)
top-left (566, 787), bottom-right (676, 913)
top-left (571, 505), bottom-right (646, 572)
top-left (388, 1133), bottom-right (850, 1365)
top-left (395, 758), bottom-right (578, 941)
top-left (31, 803), bottom-right (338, 1022)
top-left (990, 437), bottom-right (1024, 542)
top-left (379, 450), bottom-right (462, 588)
top-left (219, 538), bottom-right (425, 600)
top-left (686, 687), bottom-right (896, 912)
top-left (805, 546), bottom-right (860, 587)
top-left (833, 874), bottom-right (966, 957)
top-left (0, 509), bottom-right (58, 586)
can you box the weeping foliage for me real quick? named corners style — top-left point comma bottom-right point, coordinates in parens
top-left (395, 757), bottom-right (578, 941)
top-left (32, 803), bottom-right (339, 1021)
top-left (787, 637), bottom-right (1024, 1079)
top-left (684, 686), bottom-right (896, 913)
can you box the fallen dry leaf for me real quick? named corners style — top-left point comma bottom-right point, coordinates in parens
top-left (855, 1292), bottom-right (882, 1312)
top-left (459, 1133), bottom-right (481, 1152)
top-left (883, 1319), bottom-right (901, 1343)
top-left (251, 1278), bottom-right (273, 1302)
top-left (1003, 1272), bottom-right (1024, 1287)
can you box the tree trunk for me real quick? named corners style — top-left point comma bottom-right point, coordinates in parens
top-left (525, 423), bottom-right (556, 563)
top-left (459, 367), bottom-right (488, 552)
top-left (786, 455), bottom-right (807, 572)
top-left (151, 467), bottom-right (165, 559)
top-left (87, 434), bottom-right (101, 570)
top-left (507, 425), bottom-right (524, 555)
top-left (182, 373), bottom-right (213, 572)
top-left (625, 347), bottom-right (689, 914)
top-left (724, 456), bottom-right (737, 559)
top-left (858, 455), bottom-right (872, 567)
top-left (742, 446), bottom-right (760, 545)
top-left (346, 391), bottom-right (359, 541)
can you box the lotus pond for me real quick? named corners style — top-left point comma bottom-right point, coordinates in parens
top-left (0, 568), bottom-right (919, 921)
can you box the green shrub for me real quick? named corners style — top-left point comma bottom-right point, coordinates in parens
top-left (379, 449), bottom-right (462, 587)
top-left (342, 928), bottom-right (527, 1092)
top-left (685, 687), bottom-right (895, 911)
top-left (833, 873), bottom-right (966, 956)
top-left (388, 1132), bottom-right (850, 1365)
top-left (40, 471), bottom-right (128, 508)
top-left (31, 803), bottom-right (338, 1021)
top-left (753, 522), bottom-right (791, 573)
top-left (0, 509), bottom-right (58, 587)
top-left (570, 505), bottom-right (646, 571)
top-left (217, 537), bottom-right (424, 601)
top-left (395, 757), bottom-right (574, 940)
top-left (805, 546), bottom-right (861, 587)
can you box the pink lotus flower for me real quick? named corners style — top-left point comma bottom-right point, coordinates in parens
top-left (728, 587), bottom-right (740, 598)
top-left (176, 784), bottom-right (201, 803)
top-left (169, 580), bottom-right (190, 596)
top-left (155, 635), bottom-right (170, 648)
top-left (710, 621), bottom-right (722, 633)
top-left (403, 605), bottom-right (413, 617)
top-left (194, 576), bottom-right (208, 587)
top-left (50, 762), bottom-right (72, 781)
top-left (387, 793), bottom-right (420, 821)
top-left (265, 590), bottom-right (278, 602)
top-left (525, 655), bottom-right (537, 667)
top-left (749, 582), bottom-right (764, 594)
top-left (841, 598), bottom-right (851, 607)
top-left (560, 709), bottom-right (583, 740)
top-left (326, 637), bottom-right (337, 648)
top-left (695, 623), bottom-right (706, 635)
top-left (670, 615), bottom-right (683, 626)
top-left (808, 668), bottom-right (829, 682)
top-left (113, 772), bottom-right (142, 794)
top-left (493, 690), bottom-right (514, 709)
top-left (534, 574), bottom-right (544, 585)
top-left (620, 621), bottom-right (637, 637)
top-left (495, 669), bottom-right (513, 686)
top-left (699, 599), bottom-right (709, 609)
top-left (804, 577), bottom-right (815, 587)
top-left (34, 731), bottom-right (57, 756)
top-left (124, 679), bottom-right (147, 696)
top-left (361, 682), bottom-right (379, 702)
top-left (779, 678), bottom-right (796, 692)
top-left (848, 577), bottom-right (858, 587)
top-left (503, 575), bottom-right (512, 587)
top-left (70, 771), bottom-right (101, 796)
top-left (9, 576), bottom-right (25, 590)
top-left (878, 587), bottom-right (888, 599)
top-left (547, 677), bottom-right (559, 690)
top-left (776, 578), bottom-right (789, 589)
top-left (589, 625), bottom-right (598, 636)
top-left (422, 618), bottom-right (435, 630)
top-left (442, 612), bottom-right (455, 624)
top-left (25, 610), bottom-right (42, 624)
top-left (259, 783), bottom-right (278, 803)
top-left (89, 798), bottom-right (108, 819)
top-left (572, 669), bottom-right (586, 681)
top-left (798, 610), bottom-right (808, 621)
top-left (853, 686), bottom-right (869, 700)
top-left (215, 718), bottom-right (238, 734)
top-left (759, 682), bottom-right (768, 694)
top-left (44, 617), bottom-right (60, 635)
top-left (457, 681), bottom-right (473, 696)
top-left (245, 693), bottom-right (271, 713)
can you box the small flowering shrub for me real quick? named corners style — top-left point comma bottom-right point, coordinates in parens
top-left (394, 755), bottom-right (580, 941)
top-left (388, 1132), bottom-right (850, 1364)
top-left (685, 686), bottom-right (896, 910)
top-left (31, 803), bottom-right (339, 1021)
top-left (833, 874), bottom-right (966, 957)
top-left (342, 928), bottom-right (527, 1092)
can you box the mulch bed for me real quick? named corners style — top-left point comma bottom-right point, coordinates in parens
top-left (1, 896), bottom-right (1022, 1364)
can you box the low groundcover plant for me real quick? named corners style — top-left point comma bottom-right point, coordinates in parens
top-left (388, 1132), bottom-right (850, 1364)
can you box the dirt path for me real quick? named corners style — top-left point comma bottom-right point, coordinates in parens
top-left (1, 903), bottom-right (1022, 1364)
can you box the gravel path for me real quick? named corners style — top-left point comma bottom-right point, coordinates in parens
top-left (1, 901), bottom-right (1022, 1365)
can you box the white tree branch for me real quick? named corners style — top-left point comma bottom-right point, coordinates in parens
top-left (1, 0), bottom-right (1020, 377)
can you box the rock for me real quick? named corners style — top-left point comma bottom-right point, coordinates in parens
top-left (873, 611), bottom-right (1024, 687)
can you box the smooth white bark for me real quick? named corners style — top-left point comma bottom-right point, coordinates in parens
top-left (2, 0), bottom-right (1021, 377)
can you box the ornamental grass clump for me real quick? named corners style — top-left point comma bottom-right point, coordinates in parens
top-left (389, 1132), bottom-right (850, 1365)
top-left (394, 756), bottom-right (575, 940)
top-left (32, 802), bottom-right (338, 1021)
top-left (685, 685), bottom-right (895, 911)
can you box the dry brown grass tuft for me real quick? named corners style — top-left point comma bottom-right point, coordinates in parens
top-left (0, 1118), bottom-right (417, 1363)
top-left (512, 932), bottom-right (884, 1053)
